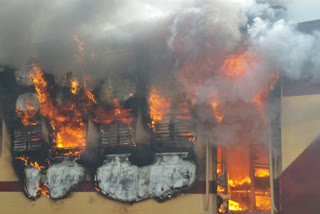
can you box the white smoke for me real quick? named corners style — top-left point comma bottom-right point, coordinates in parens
top-left (166, 0), bottom-right (319, 145)
top-left (248, 18), bottom-right (320, 80)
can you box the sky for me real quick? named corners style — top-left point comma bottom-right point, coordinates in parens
top-left (287, 0), bottom-right (320, 23)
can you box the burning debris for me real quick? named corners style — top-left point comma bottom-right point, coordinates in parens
top-left (95, 152), bottom-right (196, 202)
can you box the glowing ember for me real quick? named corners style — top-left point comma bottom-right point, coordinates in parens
top-left (37, 183), bottom-right (49, 196)
top-left (211, 101), bottom-right (223, 122)
top-left (148, 88), bottom-right (171, 130)
top-left (179, 133), bottom-right (193, 137)
top-left (15, 156), bottom-right (44, 171)
top-left (113, 99), bottom-right (121, 116)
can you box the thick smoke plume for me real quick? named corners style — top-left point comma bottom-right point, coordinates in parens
top-left (0, 0), bottom-right (198, 74)
top-left (167, 0), bottom-right (320, 145)
top-left (1, 0), bottom-right (319, 146)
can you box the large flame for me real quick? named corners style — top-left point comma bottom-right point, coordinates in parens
top-left (212, 52), bottom-right (277, 212)
top-left (30, 64), bottom-right (95, 154)
top-left (148, 88), bottom-right (171, 130)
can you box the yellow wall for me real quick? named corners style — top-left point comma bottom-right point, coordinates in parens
top-left (281, 94), bottom-right (320, 171)
top-left (0, 193), bottom-right (217, 214)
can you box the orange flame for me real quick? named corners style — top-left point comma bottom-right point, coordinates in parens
top-left (224, 53), bottom-right (257, 80)
top-left (228, 176), bottom-right (251, 188)
top-left (211, 101), bottom-right (223, 123)
top-left (37, 182), bottom-right (49, 196)
top-left (70, 79), bottom-right (79, 94)
top-left (254, 89), bottom-right (268, 109)
top-left (94, 99), bottom-right (133, 125)
top-left (15, 156), bottom-right (44, 171)
top-left (16, 109), bottom-right (37, 126)
top-left (218, 185), bottom-right (225, 193)
top-left (16, 97), bottom-right (38, 126)
top-left (30, 64), bottom-right (94, 155)
top-left (255, 168), bottom-right (270, 177)
top-left (229, 200), bottom-right (248, 211)
top-left (226, 169), bottom-right (271, 211)
top-left (85, 89), bottom-right (96, 103)
top-left (148, 88), bottom-right (171, 130)
top-left (254, 72), bottom-right (280, 110)
top-left (256, 194), bottom-right (271, 210)
top-left (30, 65), bottom-right (49, 104)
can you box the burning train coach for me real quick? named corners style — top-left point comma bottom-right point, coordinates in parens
top-left (0, 1), bottom-right (320, 214)
top-left (0, 60), bottom-right (274, 213)
top-left (9, 64), bottom-right (197, 202)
